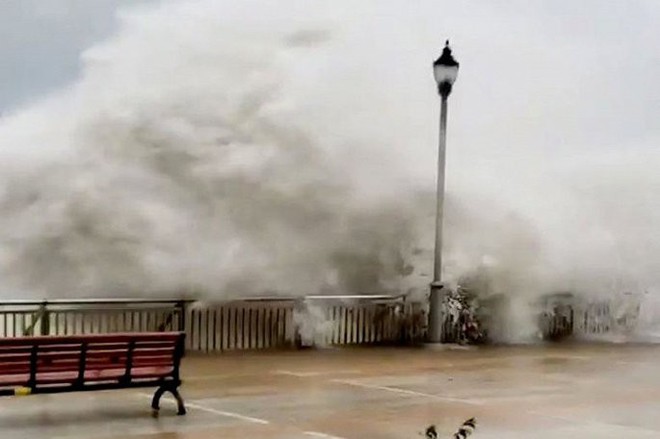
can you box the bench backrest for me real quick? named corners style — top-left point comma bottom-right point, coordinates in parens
top-left (0, 332), bottom-right (184, 385)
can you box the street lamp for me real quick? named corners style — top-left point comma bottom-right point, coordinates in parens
top-left (428, 40), bottom-right (459, 343)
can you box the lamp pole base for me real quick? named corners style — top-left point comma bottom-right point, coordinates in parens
top-left (428, 281), bottom-right (447, 343)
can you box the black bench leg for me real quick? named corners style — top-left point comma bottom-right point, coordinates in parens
top-left (169, 387), bottom-right (186, 416)
top-left (151, 385), bottom-right (186, 417)
top-left (151, 386), bottom-right (167, 418)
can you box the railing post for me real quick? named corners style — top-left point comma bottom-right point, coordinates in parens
top-left (292, 299), bottom-right (304, 349)
top-left (40, 301), bottom-right (50, 336)
top-left (177, 300), bottom-right (187, 333)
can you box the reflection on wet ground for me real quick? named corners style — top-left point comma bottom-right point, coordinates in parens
top-left (1, 343), bottom-right (659, 438)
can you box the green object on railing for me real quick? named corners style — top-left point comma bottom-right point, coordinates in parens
top-left (22, 302), bottom-right (48, 336)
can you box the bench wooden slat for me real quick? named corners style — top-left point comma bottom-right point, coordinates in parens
top-left (0, 374), bottom-right (29, 386)
top-left (0, 366), bottom-right (31, 375)
top-left (0, 332), bottom-right (179, 346)
top-left (0, 367), bottom-right (176, 385)
top-left (0, 353), bottom-right (32, 362)
top-left (133, 349), bottom-right (175, 357)
top-left (0, 342), bottom-right (176, 356)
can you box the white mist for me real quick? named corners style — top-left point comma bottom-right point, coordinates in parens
top-left (1, 1), bottom-right (659, 341)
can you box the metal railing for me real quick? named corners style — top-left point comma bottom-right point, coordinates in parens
top-left (186, 295), bottom-right (424, 352)
top-left (574, 302), bottom-right (613, 335)
top-left (438, 292), bottom-right (633, 343)
top-left (186, 298), bottom-right (294, 352)
top-left (2, 294), bottom-right (631, 348)
top-left (0, 295), bottom-right (424, 352)
top-left (552, 296), bottom-right (640, 338)
top-left (0, 299), bottom-right (186, 338)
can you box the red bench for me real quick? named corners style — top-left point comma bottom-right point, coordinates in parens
top-left (0, 332), bottom-right (186, 416)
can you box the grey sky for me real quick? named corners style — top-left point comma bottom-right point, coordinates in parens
top-left (1, 0), bottom-right (659, 168)
top-left (0, 0), bottom-right (154, 110)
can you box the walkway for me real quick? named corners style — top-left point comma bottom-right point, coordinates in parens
top-left (2, 344), bottom-right (660, 438)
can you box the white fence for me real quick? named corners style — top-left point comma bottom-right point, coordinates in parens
top-left (0, 294), bottom-right (638, 348)
top-left (0, 296), bottom-right (424, 352)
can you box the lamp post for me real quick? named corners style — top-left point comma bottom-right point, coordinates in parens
top-left (428, 40), bottom-right (459, 343)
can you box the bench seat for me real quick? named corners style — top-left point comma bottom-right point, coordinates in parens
top-left (0, 332), bottom-right (186, 416)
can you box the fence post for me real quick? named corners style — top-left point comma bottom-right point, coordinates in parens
top-left (177, 300), bottom-right (186, 333)
top-left (410, 302), bottom-right (424, 343)
top-left (292, 299), bottom-right (304, 349)
top-left (40, 301), bottom-right (50, 336)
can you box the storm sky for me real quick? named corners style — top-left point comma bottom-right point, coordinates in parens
top-left (2, 1), bottom-right (659, 166)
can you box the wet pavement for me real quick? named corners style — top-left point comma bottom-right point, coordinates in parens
top-left (1, 343), bottom-right (660, 438)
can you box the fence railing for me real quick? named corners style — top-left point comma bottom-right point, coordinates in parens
top-left (545, 296), bottom-right (640, 339)
top-left (0, 294), bottom-right (636, 348)
top-left (186, 298), bottom-right (294, 352)
top-left (0, 296), bottom-right (424, 352)
top-left (438, 293), bottom-right (635, 343)
top-left (0, 299), bottom-right (187, 338)
top-left (186, 295), bottom-right (424, 352)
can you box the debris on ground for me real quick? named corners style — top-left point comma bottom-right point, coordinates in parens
top-left (423, 417), bottom-right (477, 438)
top-left (452, 417), bottom-right (476, 438)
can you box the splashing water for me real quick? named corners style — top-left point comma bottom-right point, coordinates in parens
top-left (0, 1), bottom-right (424, 299)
